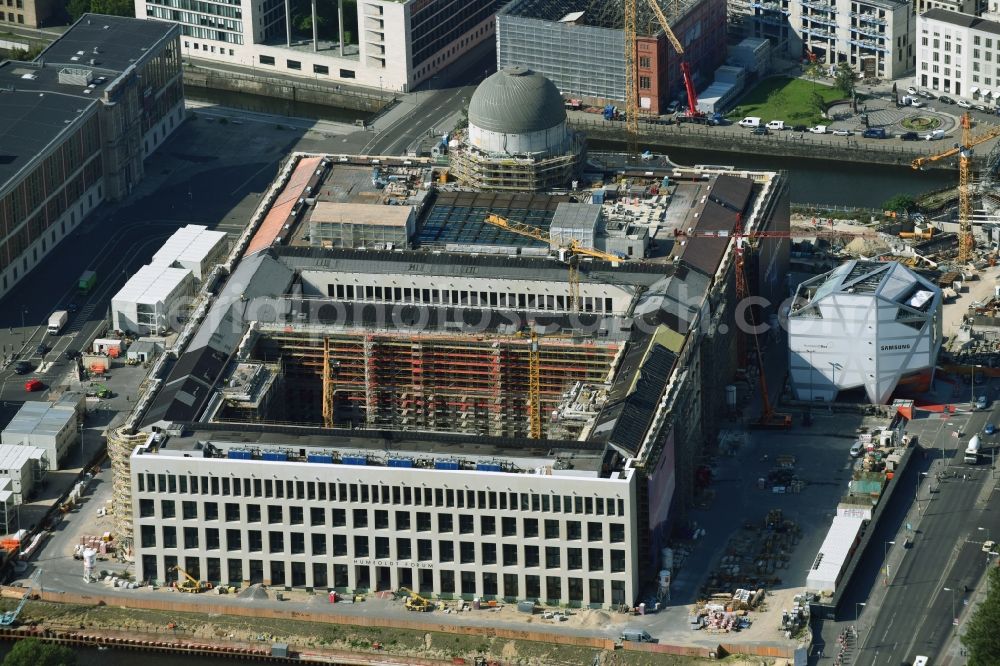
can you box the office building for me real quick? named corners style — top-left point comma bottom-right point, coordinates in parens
top-left (916, 9), bottom-right (1000, 104)
top-left (134, 0), bottom-right (498, 92)
top-left (0, 15), bottom-right (183, 302)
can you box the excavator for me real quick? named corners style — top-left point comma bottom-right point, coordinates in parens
top-left (398, 586), bottom-right (433, 611)
top-left (169, 565), bottom-right (213, 593)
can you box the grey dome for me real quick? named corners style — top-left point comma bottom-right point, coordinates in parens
top-left (468, 66), bottom-right (566, 134)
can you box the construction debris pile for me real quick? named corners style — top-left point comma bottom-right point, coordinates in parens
top-left (700, 509), bottom-right (800, 598)
top-left (757, 455), bottom-right (805, 494)
top-left (688, 588), bottom-right (762, 632)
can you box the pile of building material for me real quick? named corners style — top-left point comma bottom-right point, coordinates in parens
top-left (780, 593), bottom-right (811, 637)
top-left (701, 509), bottom-right (800, 596)
top-left (689, 601), bottom-right (751, 632)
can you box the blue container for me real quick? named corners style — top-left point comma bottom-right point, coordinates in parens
top-left (227, 450), bottom-right (252, 460)
top-left (434, 460), bottom-right (460, 470)
top-left (307, 454), bottom-right (334, 464)
top-left (262, 451), bottom-right (288, 461)
top-left (388, 458), bottom-right (414, 468)
top-left (342, 455), bottom-right (367, 466)
top-left (476, 463), bottom-right (502, 472)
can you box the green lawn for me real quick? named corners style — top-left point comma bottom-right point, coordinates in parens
top-left (726, 77), bottom-right (846, 125)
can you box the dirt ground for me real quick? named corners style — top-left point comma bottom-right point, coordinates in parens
top-left (0, 597), bottom-right (784, 666)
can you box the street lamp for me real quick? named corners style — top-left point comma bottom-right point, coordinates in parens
top-left (856, 601), bottom-right (866, 622)
top-left (828, 361), bottom-right (842, 408)
top-left (20, 308), bottom-right (27, 344)
top-left (884, 540), bottom-right (896, 586)
top-left (972, 364), bottom-right (983, 407)
top-left (944, 586), bottom-right (957, 626)
top-left (917, 472), bottom-right (929, 514)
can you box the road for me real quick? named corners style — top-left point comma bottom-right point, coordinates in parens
top-left (817, 399), bottom-right (1000, 666)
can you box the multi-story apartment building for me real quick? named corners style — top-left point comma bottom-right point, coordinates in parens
top-left (916, 9), bottom-right (1000, 104)
top-left (133, 0), bottom-right (499, 92)
top-left (752, 0), bottom-right (914, 79)
top-left (0, 15), bottom-right (183, 302)
top-left (916, 0), bottom-right (976, 15)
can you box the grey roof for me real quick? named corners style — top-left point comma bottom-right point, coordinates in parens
top-left (921, 9), bottom-right (1000, 35)
top-left (142, 253), bottom-right (294, 427)
top-left (0, 65), bottom-right (100, 191)
top-left (468, 66), bottom-right (567, 134)
top-left (550, 202), bottom-right (601, 234)
top-left (38, 14), bottom-right (179, 72)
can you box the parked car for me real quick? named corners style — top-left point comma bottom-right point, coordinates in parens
top-left (900, 131), bottom-right (920, 141)
top-left (976, 394), bottom-right (989, 411)
top-left (958, 99), bottom-right (973, 109)
top-left (974, 104), bottom-right (989, 112)
top-left (13, 361), bottom-right (31, 375)
top-left (792, 124), bottom-right (808, 132)
top-left (924, 129), bottom-right (946, 140)
top-left (63, 348), bottom-right (80, 361)
top-left (850, 441), bottom-right (865, 457)
top-left (907, 85), bottom-right (918, 95)
top-left (862, 128), bottom-right (887, 139)
top-left (752, 126), bottom-right (769, 135)
top-left (939, 95), bottom-right (956, 104)
top-left (666, 100), bottom-right (680, 114)
top-left (24, 379), bottom-right (43, 393)
top-left (909, 100), bottom-right (925, 108)
top-left (808, 125), bottom-right (828, 134)
top-left (832, 128), bottom-right (853, 136)
top-left (35, 343), bottom-right (49, 356)
top-left (918, 90), bottom-right (935, 99)
top-left (985, 423), bottom-right (996, 435)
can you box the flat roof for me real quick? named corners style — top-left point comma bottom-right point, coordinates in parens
top-left (0, 65), bottom-right (100, 191)
top-left (0, 444), bottom-right (44, 471)
top-left (310, 201), bottom-right (413, 227)
top-left (151, 224), bottom-right (228, 267)
top-left (806, 514), bottom-right (866, 592)
top-left (113, 263), bottom-right (191, 306)
top-left (415, 190), bottom-right (570, 249)
top-left (38, 14), bottom-right (178, 72)
top-left (245, 156), bottom-right (323, 256)
top-left (2, 400), bottom-right (76, 440)
top-left (139, 423), bottom-right (611, 474)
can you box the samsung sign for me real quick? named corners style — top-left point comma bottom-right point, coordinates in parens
top-left (880, 344), bottom-right (911, 351)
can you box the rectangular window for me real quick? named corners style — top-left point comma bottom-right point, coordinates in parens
top-left (183, 527), bottom-right (199, 549)
top-left (639, 75), bottom-right (651, 89)
top-left (287, 59), bottom-right (301, 70)
top-left (340, 69), bottom-right (356, 78)
top-left (269, 531), bottom-right (284, 553)
top-left (226, 529), bottom-right (241, 550)
top-left (161, 500), bottom-right (175, 518)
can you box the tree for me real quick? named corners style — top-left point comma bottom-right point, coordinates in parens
top-left (67, 0), bottom-right (91, 22)
top-left (962, 567), bottom-right (1000, 665)
top-left (89, 0), bottom-right (136, 17)
top-left (811, 91), bottom-right (826, 117)
top-left (882, 193), bottom-right (917, 213)
top-left (3, 639), bottom-right (76, 666)
top-left (834, 62), bottom-right (858, 97)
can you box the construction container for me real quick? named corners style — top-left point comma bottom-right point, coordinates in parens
top-left (517, 600), bottom-right (535, 614)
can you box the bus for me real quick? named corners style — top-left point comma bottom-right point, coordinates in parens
top-left (78, 270), bottom-right (97, 295)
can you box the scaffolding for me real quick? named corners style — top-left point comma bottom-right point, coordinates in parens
top-left (109, 426), bottom-right (149, 555)
top-left (243, 328), bottom-right (620, 439)
top-left (449, 137), bottom-right (585, 192)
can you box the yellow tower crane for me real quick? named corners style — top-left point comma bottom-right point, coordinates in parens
top-left (625, 0), bottom-right (700, 155)
top-left (912, 112), bottom-right (1000, 264)
top-left (482, 214), bottom-right (621, 438)
top-left (482, 214), bottom-right (620, 312)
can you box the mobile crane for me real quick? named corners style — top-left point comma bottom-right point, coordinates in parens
top-left (912, 112), bottom-right (1000, 264)
top-left (625, 0), bottom-right (702, 154)
top-left (399, 586), bottom-right (433, 611)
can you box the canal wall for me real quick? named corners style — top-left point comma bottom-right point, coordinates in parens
top-left (572, 118), bottom-right (984, 172)
top-left (182, 67), bottom-right (392, 115)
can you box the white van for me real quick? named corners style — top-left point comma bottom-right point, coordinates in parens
top-left (620, 629), bottom-right (655, 643)
top-left (924, 129), bottom-right (945, 140)
top-left (738, 116), bottom-right (761, 128)
top-left (766, 120), bottom-right (785, 131)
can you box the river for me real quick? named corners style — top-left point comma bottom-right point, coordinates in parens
top-left (184, 90), bottom-right (954, 208)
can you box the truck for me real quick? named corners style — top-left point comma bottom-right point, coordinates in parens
top-left (965, 434), bottom-right (981, 465)
top-left (47, 310), bottom-right (68, 335)
top-left (78, 270), bottom-right (97, 295)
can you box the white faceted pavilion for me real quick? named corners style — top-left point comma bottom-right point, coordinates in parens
top-left (788, 261), bottom-right (942, 404)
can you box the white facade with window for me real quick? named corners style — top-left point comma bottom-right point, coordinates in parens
top-left (131, 437), bottom-right (639, 607)
top-left (133, 0), bottom-right (498, 92)
top-left (917, 9), bottom-right (1000, 105)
